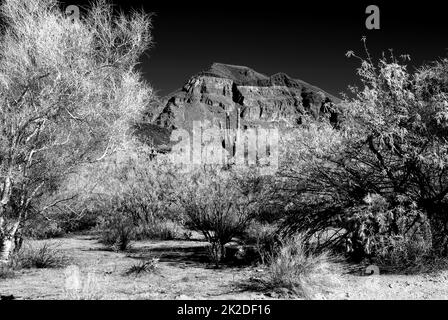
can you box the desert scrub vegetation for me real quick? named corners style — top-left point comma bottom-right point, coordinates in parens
top-left (12, 242), bottom-right (70, 269)
top-left (0, 0), bottom-right (447, 302)
top-left (98, 211), bottom-right (135, 251)
top-left (93, 148), bottom-right (183, 250)
top-left (260, 234), bottom-right (344, 299)
top-left (371, 234), bottom-right (433, 274)
top-left (174, 166), bottom-right (267, 265)
top-left (0, 264), bottom-right (15, 279)
top-left (0, 242), bottom-right (69, 280)
top-left (125, 258), bottom-right (159, 276)
top-left (274, 43), bottom-right (448, 270)
top-left (242, 222), bottom-right (279, 264)
top-left (0, 0), bottom-right (154, 264)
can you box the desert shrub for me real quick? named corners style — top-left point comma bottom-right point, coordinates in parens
top-left (0, 265), bottom-right (15, 279)
top-left (125, 258), bottom-right (159, 276)
top-left (95, 148), bottom-right (181, 246)
top-left (58, 209), bottom-right (100, 234)
top-left (134, 219), bottom-right (182, 241)
top-left (95, 151), bottom-right (185, 250)
top-left (343, 194), bottom-right (432, 260)
top-left (277, 44), bottom-right (448, 261)
top-left (14, 242), bottom-right (70, 269)
top-left (23, 220), bottom-right (66, 240)
top-left (372, 234), bottom-right (432, 273)
top-left (262, 234), bottom-right (343, 299)
top-left (19, 193), bottom-right (102, 241)
top-left (182, 230), bottom-right (193, 240)
top-left (98, 211), bottom-right (135, 252)
top-left (174, 166), bottom-right (265, 265)
top-left (243, 222), bottom-right (279, 264)
top-left (18, 207), bottom-right (100, 243)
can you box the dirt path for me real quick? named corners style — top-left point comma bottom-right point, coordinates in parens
top-left (0, 235), bottom-right (267, 300)
top-left (1, 234), bottom-right (448, 300)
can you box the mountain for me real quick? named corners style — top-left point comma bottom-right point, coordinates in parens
top-left (138, 63), bottom-right (340, 150)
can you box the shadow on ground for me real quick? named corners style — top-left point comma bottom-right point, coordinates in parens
top-left (85, 235), bottom-right (260, 269)
top-left (132, 244), bottom-right (212, 267)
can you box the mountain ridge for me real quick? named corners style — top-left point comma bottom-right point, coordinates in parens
top-left (139, 62), bottom-right (340, 150)
top-left (196, 62), bottom-right (340, 102)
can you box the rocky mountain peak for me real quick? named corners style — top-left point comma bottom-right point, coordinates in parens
top-left (139, 63), bottom-right (340, 149)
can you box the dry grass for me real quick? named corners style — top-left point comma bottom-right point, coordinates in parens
top-left (14, 242), bottom-right (71, 269)
top-left (261, 234), bottom-right (344, 299)
top-left (0, 265), bottom-right (15, 279)
top-left (124, 258), bottom-right (159, 276)
top-left (372, 235), bottom-right (434, 274)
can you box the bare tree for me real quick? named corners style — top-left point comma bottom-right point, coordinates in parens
top-left (0, 0), bottom-right (154, 263)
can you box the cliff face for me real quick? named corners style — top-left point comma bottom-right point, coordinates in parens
top-left (154, 63), bottom-right (340, 132)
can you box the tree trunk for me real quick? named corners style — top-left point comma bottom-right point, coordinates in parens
top-left (0, 236), bottom-right (14, 264)
top-left (14, 232), bottom-right (23, 253)
top-left (429, 218), bottom-right (448, 257)
top-left (423, 200), bottom-right (448, 257)
top-left (208, 241), bottom-right (226, 267)
top-left (0, 173), bottom-right (14, 264)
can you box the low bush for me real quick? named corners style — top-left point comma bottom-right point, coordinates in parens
top-left (98, 211), bottom-right (135, 252)
top-left (98, 211), bottom-right (183, 251)
top-left (134, 220), bottom-right (183, 241)
top-left (23, 220), bottom-right (66, 240)
top-left (262, 234), bottom-right (343, 299)
top-left (342, 194), bottom-right (433, 265)
top-left (0, 265), bottom-right (15, 279)
top-left (58, 210), bottom-right (100, 234)
top-left (14, 242), bottom-right (70, 269)
top-left (243, 222), bottom-right (279, 264)
top-left (175, 166), bottom-right (265, 266)
top-left (96, 150), bottom-right (182, 250)
top-left (125, 258), bottom-right (159, 276)
top-left (372, 234), bottom-right (432, 273)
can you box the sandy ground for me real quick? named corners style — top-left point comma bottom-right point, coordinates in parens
top-left (1, 234), bottom-right (448, 300)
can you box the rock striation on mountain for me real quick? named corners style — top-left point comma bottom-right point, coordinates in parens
top-left (153, 62), bottom-right (340, 132)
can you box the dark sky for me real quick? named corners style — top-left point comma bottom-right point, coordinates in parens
top-left (68, 0), bottom-right (447, 98)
